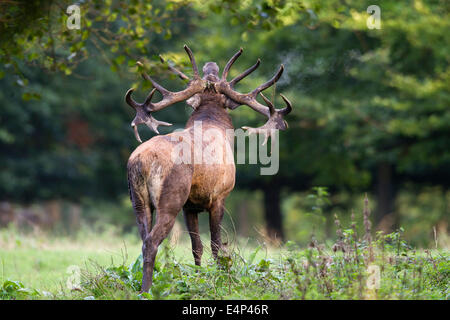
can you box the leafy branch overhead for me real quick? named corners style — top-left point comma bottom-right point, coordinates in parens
top-left (0, 0), bottom-right (187, 92)
top-left (0, 0), bottom-right (305, 97)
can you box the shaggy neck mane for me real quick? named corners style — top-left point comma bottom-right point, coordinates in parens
top-left (185, 93), bottom-right (233, 130)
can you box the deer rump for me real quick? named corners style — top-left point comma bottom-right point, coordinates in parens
top-left (127, 124), bottom-right (235, 226)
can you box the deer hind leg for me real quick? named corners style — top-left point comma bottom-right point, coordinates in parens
top-left (141, 166), bottom-right (192, 293)
top-left (209, 199), bottom-right (225, 260)
top-left (128, 181), bottom-right (153, 241)
top-left (183, 208), bottom-right (203, 266)
top-left (141, 210), bottom-right (177, 292)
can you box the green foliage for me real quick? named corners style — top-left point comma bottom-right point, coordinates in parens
top-left (306, 186), bottom-right (331, 216)
top-left (4, 231), bottom-right (448, 300)
top-left (197, 0), bottom-right (306, 31)
top-left (0, 0), bottom-right (192, 88)
top-left (1, 215), bottom-right (448, 300)
top-left (0, 280), bottom-right (40, 300)
top-left (77, 259), bottom-right (142, 299)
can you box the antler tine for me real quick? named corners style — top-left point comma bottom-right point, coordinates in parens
top-left (215, 51), bottom-right (292, 141)
top-left (240, 92), bottom-right (293, 145)
top-left (222, 48), bottom-right (243, 81)
top-left (125, 87), bottom-right (172, 142)
top-left (125, 88), bottom-right (140, 109)
top-left (135, 61), bottom-right (168, 97)
top-left (126, 87), bottom-right (157, 110)
top-left (140, 71), bottom-right (171, 97)
top-left (251, 64), bottom-right (284, 96)
top-left (184, 44), bottom-right (200, 79)
top-left (260, 93), bottom-right (275, 116)
top-left (215, 61), bottom-right (284, 117)
top-left (229, 59), bottom-right (260, 88)
top-left (142, 88), bottom-right (157, 108)
top-left (159, 55), bottom-right (189, 81)
top-left (136, 52), bottom-right (205, 112)
top-left (279, 93), bottom-right (292, 115)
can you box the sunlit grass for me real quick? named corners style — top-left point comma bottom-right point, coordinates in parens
top-left (0, 218), bottom-right (448, 300)
top-left (0, 223), bottom-right (273, 297)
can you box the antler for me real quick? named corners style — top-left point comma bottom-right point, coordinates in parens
top-left (216, 48), bottom-right (293, 143)
top-left (125, 45), bottom-right (206, 142)
top-left (242, 93), bottom-right (292, 145)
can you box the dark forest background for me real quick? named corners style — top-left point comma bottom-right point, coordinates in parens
top-left (0, 0), bottom-right (449, 247)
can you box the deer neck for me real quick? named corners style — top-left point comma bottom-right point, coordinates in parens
top-left (185, 94), bottom-right (233, 131)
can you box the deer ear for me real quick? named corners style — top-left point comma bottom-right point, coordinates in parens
top-left (186, 94), bottom-right (201, 109)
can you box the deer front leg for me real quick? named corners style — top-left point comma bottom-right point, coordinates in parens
top-left (209, 200), bottom-right (225, 260)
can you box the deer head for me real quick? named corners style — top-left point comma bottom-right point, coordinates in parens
top-left (125, 45), bottom-right (292, 144)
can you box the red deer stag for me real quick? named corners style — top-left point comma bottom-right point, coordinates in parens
top-left (126, 45), bottom-right (292, 292)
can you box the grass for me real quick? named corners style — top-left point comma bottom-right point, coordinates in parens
top-left (0, 200), bottom-right (449, 300)
top-left (0, 225), bottom-right (141, 295)
top-left (0, 225), bottom-right (274, 299)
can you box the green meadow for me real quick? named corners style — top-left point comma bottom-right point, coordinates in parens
top-left (1, 220), bottom-right (448, 300)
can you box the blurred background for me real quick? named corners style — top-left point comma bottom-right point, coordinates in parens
top-left (0, 0), bottom-right (448, 248)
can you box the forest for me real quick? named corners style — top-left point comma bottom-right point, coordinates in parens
top-left (0, 0), bottom-right (448, 300)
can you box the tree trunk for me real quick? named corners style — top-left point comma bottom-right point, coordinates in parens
top-left (375, 162), bottom-right (397, 232)
top-left (237, 200), bottom-right (249, 237)
top-left (263, 184), bottom-right (284, 242)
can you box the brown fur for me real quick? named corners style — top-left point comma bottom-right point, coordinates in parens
top-left (127, 92), bottom-right (235, 292)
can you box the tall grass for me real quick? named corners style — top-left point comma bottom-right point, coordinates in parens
top-left (0, 197), bottom-right (448, 300)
